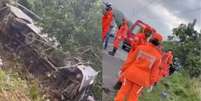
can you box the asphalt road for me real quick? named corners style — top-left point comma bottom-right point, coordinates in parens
top-left (102, 38), bottom-right (128, 91)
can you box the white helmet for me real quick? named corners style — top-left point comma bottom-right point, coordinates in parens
top-left (105, 2), bottom-right (112, 8)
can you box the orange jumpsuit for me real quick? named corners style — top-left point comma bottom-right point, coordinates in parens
top-left (160, 51), bottom-right (173, 78)
top-left (115, 43), bottom-right (162, 101)
top-left (113, 22), bottom-right (129, 49)
top-left (102, 10), bottom-right (113, 41)
top-left (128, 33), bottom-right (147, 57)
top-left (118, 33), bottom-right (147, 82)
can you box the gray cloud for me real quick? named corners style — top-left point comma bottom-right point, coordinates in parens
top-left (159, 0), bottom-right (201, 27)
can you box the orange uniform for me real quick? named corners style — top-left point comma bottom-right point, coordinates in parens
top-left (113, 22), bottom-right (129, 49)
top-left (131, 33), bottom-right (146, 49)
top-left (160, 51), bottom-right (173, 78)
top-left (102, 10), bottom-right (113, 41)
top-left (115, 43), bottom-right (162, 101)
top-left (118, 33), bottom-right (147, 82)
top-left (128, 33), bottom-right (147, 56)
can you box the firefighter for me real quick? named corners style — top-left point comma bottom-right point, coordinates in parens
top-left (160, 50), bottom-right (173, 78)
top-left (114, 32), bottom-right (163, 101)
top-left (128, 28), bottom-right (153, 57)
top-left (108, 18), bottom-right (128, 56)
top-left (103, 21), bottom-right (116, 49)
top-left (113, 28), bottom-right (153, 90)
top-left (102, 2), bottom-right (113, 41)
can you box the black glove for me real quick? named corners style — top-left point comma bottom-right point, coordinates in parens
top-left (113, 80), bottom-right (122, 90)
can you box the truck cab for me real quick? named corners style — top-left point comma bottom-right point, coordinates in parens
top-left (122, 20), bottom-right (156, 51)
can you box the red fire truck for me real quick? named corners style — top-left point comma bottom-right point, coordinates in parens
top-left (122, 20), bottom-right (156, 51)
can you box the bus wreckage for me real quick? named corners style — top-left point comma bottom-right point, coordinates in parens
top-left (0, 2), bottom-right (98, 101)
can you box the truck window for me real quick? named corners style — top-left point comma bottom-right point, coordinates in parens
top-left (131, 25), bottom-right (142, 35)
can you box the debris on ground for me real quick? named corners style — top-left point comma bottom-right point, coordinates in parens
top-left (0, 2), bottom-right (98, 101)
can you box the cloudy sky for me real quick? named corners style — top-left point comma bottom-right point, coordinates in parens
top-left (102, 0), bottom-right (201, 38)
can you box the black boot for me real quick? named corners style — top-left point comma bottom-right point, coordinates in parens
top-left (108, 47), bottom-right (117, 56)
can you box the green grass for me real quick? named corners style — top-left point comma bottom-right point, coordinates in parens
top-left (140, 72), bottom-right (201, 101)
top-left (0, 69), bottom-right (43, 101)
top-left (103, 72), bottom-right (201, 101)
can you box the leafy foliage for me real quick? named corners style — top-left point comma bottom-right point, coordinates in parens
top-left (17, 0), bottom-right (102, 100)
top-left (164, 20), bottom-right (201, 77)
top-left (0, 69), bottom-right (43, 101)
top-left (29, 0), bottom-right (101, 52)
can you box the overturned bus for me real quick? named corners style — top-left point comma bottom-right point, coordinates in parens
top-left (0, 2), bottom-right (98, 101)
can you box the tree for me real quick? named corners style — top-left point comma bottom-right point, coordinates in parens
top-left (21, 0), bottom-right (102, 99)
top-left (164, 19), bottom-right (201, 77)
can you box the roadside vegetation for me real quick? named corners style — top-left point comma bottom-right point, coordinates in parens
top-left (0, 69), bottom-right (43, 101)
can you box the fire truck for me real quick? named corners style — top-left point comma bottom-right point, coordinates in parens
top-left (122, 20), bottom-right (156, 51)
